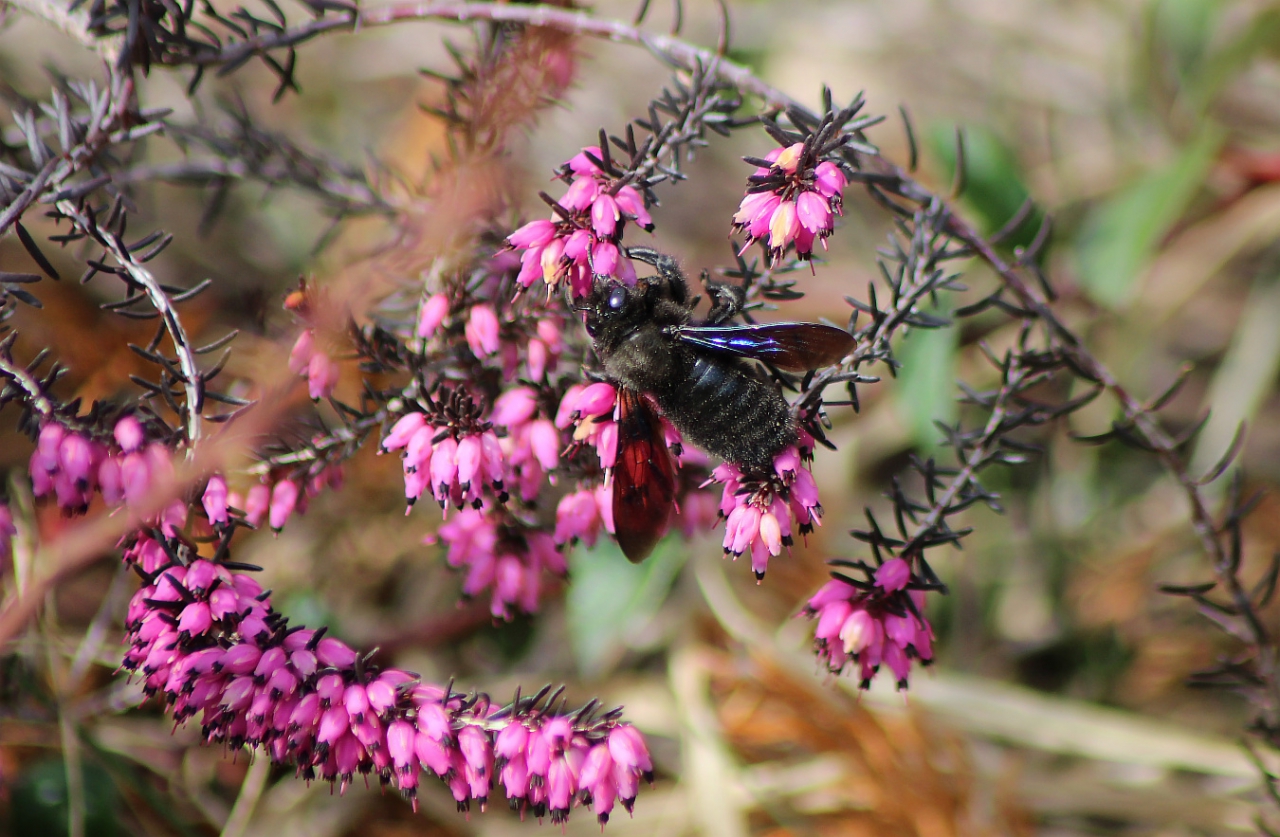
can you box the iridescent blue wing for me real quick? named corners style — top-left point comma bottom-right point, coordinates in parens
top-left (673, 323), bottom-right (854, 371)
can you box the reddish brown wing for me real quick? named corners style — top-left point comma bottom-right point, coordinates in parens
top-left (673, 323), bottom-right (855, 371)
top-left (612, 387), bottom-right (676, 563)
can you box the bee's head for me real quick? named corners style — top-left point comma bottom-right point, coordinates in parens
top-left (584, 277), bottom-right (640, 340)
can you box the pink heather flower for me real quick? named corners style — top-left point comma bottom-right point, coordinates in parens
top-left (268, 480), bottom-right (300, 532)
top-left (113, 415), bottom-right (145, 453)
top-left (875, 557), bottom-right (911, 592)
top-left (591, 193), bottom-right (620, 238)
top-left (796, 190), bottom-right (833, 236)
top-left (491, 387), bottom-right (538, 428)
top-left (774, 142), bottom-right (804, 174)
top-left (768, 200), bottom-right (799, 253)
top-left (614, 186), bottom-right (653, 231)
top-left (734, 144), bottom-right (848, 263)
top-left (58, 433), bottom-right (95, 487)
top-left (554, 489), bottom-right (601, 547)
top-left (506, 149), bottom-right (653, 296)
top-left (417, 292), bottom-right (451, 338)
top-left (566, 146), bottom-right (603, 177)
top-left (802, 570), bottom-right (935, 690)
top-left (244, 484), bottom-right (270, 527)
top-left (435, 510), bottom-right (563, 618)
top-left (709, 445), bottom-right (821, 580)
top-left (382, 412), bottom-right (427, 453)
top-left (465, 305), bottom-right (501, 358)
top-left (203, 476), bottom-right (229, 526)
top-left (307, 352), bottom-right (340, 401)
top-left (288, 329), bottom-right (314, 375)
top-left (814, 161), bottom-right (847, 198)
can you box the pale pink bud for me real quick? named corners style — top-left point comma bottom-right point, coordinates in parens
top-left (574, 382), bottom-right (617, 418)
top-left (58, 434), bottom-right (94, 486)
top-left (288, 329), bottom-right (314, 375)
top-left (768, 200), bottom-right (799, 250)
top-left (590, 193), bottom-right (620, 238)
top-left (36, 423), bottom-right (66, 470)
top-left (758, 511), bottom-right (782, 556)
top-left (507, 218), bottom-right (557, 249)
top-left (528, 420), bottom-right (560, 471)
top-left (560, 176), bottom-right (599, 211)
top-left (416, 293), bottom-right (450, 338)
top-left (307, 352), bottom-right (340, 400)
top-left (796, 190), bottom-right (832, 234)
top-left (465, 305), bottom-right (501, 358)
top-left (113, 415), bottom-right (145, 452)
top-left (875, 557), bottom-right (911, 592)
top-left (526, 338), bottom-right (549, 381)
top-left (592, 240), bottom-right (619, 276)
top-left (404, 425), bottom-right (435, 473)
top-left (119, 451), bottom-right (152, 507)
top-left (98, 457), bottom-right (123, 505)
top-left (539, 237), bottom-right (566, 284)
top-left (245, 484), bottom-right (270, 527)
top-left (615, 186), bottom-right (652, 230)
top-left (565, 146), bottom-right (603, 176)
top-left (315, 637), bottom-right (358, 669)
top-left (455, 435), bottom-right (483, 490)
top-left (814, 161), bottom-right (846, 198)
top-left (840, 608), bottom-right (880, 656)
top-left (203, 475), bottom-right (229, 525)
top-left (608, 724), bottom-right (653, 775)
top-left (774, 142), bottom-right (804, 173)
top-left (268, 480), bottom-right (299, 532)
top-left (383, 412), bottom-right (426, 452)
top-left (491, 387), bottom-right (538, 427)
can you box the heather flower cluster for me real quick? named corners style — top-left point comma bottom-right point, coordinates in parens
top-left (382, 389), bottom-right (509, 513)
top-left (733, 142), bottom-right (848, 264)
top-left (28, 416), bottom-right (171, 516)
top-left (434, 509), bottom-right (566, 619)
top-left (506, 146), bottom-right (653, 297)
top-left (285, 285), bottom-right (342, 402)
top-left (709, 438), bottom-right (824, 581)
top-left (121, 540), bottom-right (651, 822)
top-left (803, 557), bottom-right (936, 689)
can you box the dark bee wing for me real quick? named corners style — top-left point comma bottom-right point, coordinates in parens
top-left (673, 323), bottom-right (854, 372)
top-left (612, 387), bottom-right (676, 563)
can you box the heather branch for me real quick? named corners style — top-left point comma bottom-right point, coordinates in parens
top-left (53, 198), bottom-right (205, 444)
top-left (0, 73), bottom-right (139, 238)
top-left (896, 338), bottom-right (1030, 560)
top-left (0, 339), bottom-right (57, 420)
top-left (244, 407), bottom-right (386, 476)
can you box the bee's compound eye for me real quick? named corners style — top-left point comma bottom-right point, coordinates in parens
top-left (608, 286), bottom-right (627, 311)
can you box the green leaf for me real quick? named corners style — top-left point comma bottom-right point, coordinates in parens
top-left (927, 123), bottom-right (1040, 249)
top-left (895, 313), bottom-right (958, 452)
top-left (9, 758), bottom-right (121, 837)
top-left (1074, 125), bottom-right (1224, 309)
top-left (1190, 9), bottom-right (1280, 111)
top-left (1153, 0), bottom-right (1224, 79)
top-left (566, 536), bottom-right (686, 679)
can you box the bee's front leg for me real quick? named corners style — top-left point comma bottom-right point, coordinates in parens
top-left (700, 271), bottom-right (747, 324)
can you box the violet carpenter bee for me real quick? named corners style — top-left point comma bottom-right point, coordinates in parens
top-left (583, 247), bottom-right (854, 562)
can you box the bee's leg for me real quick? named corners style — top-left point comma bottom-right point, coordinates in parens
top-left (701, 271), bottom-right (747, 324)
top-left (626, 246), bottom-right (689, 305)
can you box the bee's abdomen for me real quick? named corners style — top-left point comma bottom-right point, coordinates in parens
top-left (657, 354), bottom-right (795, 475)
